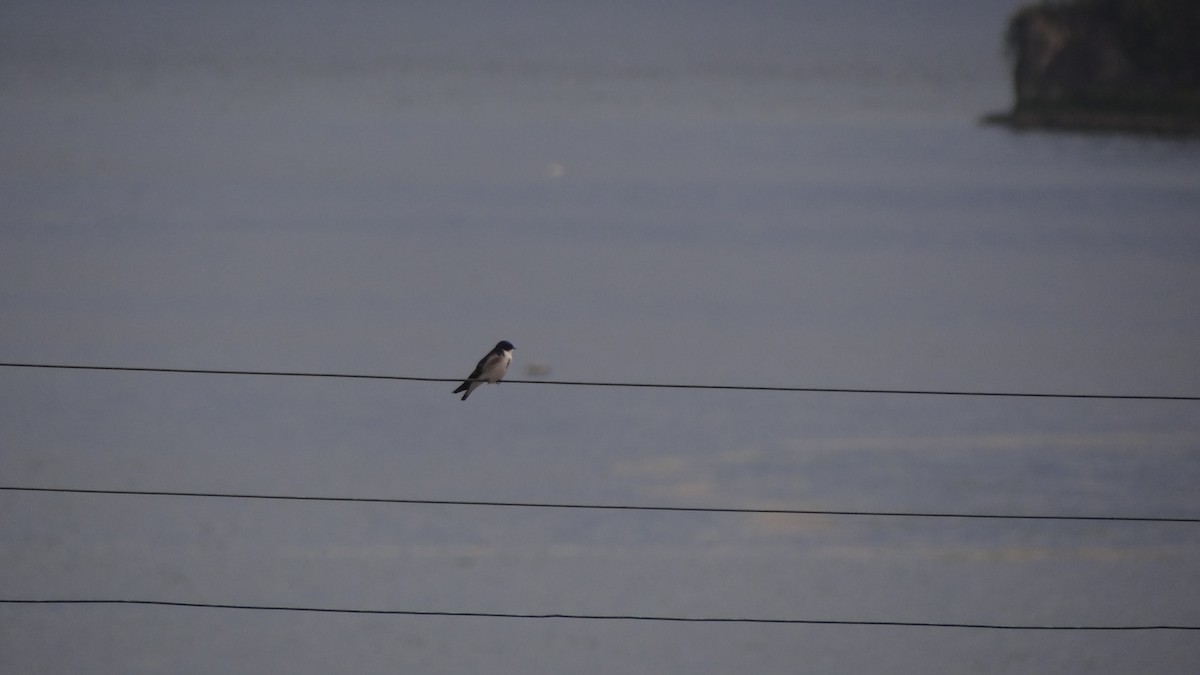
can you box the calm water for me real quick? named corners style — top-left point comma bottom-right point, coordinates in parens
top-left (3, 1), bottom-right (1199, 673)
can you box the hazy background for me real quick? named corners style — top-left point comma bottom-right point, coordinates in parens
top-left (2, 1), bottom-right (1199, 673)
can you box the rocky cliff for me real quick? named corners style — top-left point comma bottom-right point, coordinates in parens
top-left (987, 0), bottom-right (1200, 135)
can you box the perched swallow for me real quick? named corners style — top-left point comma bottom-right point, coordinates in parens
top-left (453, 340), bottom-right (514, 401)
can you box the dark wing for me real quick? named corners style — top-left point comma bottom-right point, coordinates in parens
top-left (467, 360), bottom-right (488, 380)
top-left (452, 354), bottom-right (490, 394)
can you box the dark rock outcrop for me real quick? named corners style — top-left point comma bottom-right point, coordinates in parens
top-left (986, 0), bottom-right (1200, 135)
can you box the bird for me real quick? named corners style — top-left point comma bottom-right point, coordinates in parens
top-left (452, 340), bottom-right (514, 401)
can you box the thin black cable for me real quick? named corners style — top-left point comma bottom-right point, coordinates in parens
top-left (3, 599), bottom-right (1195, 630)
top-left (3, 486), bottom-right (1196, 524)
top-left (1, 361), bottom-right (1197, 401)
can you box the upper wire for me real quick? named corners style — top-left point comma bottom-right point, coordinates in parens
top-left (2, 362), bottom-right (1197, 401)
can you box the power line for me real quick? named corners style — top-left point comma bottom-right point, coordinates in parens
top-left (3, 599), bottom-right (1195, 630)
top-left (1, 361), bottom-right (1197, 401)
top-left (3, 486), bottom-right (1197, 524)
